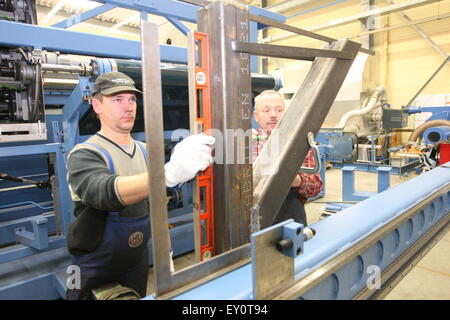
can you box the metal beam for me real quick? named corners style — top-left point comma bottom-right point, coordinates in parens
top-left (91, 0), bottom-right (199, 23)
top-left (263, 0), bottom-right (438, 45)
top-left (232, 41), bottom-right (355, 60)
top-left (405, 56), bottom-right (450, 107)
top-left (308, 0), bottom-right (438, 32)
top-left (253, 39), bottom-right (361, 229)
top-left (247, 4), bottom-right (287, 24)
top-left (249, 13), bottom-right (336, 43)
top-left (51, 3), bottom-right (118, 29)
top-left (176, 0), bottom-right (210, 6)
top-left (142, 18), bottom-right (252, 299)
top-left (348, 12), bottom-right (450, 39)
top-left (248, 6), bottom-right (286, 71)
top-left (384, 0), bottom-right (449, 59)
top-left (164, 16), bottom-right (191, 35)
top-left (265, 0), bottom-right (317, 14)
top-left (0, 20), bottom-right (187, 63)
top-left (198, 1), bottom-right (253, 253)
top-left (141, 21), bottom-right (172, 296)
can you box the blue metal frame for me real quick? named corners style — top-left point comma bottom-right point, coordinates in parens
top-left (51, 3), bottom-right (119, 29)
top-left (143, 162), bottom-right (449, 300)
top-left (62, 77), bottom-right (92, 153)
top-left (0, 143), bottom-right (72, 264)
top-left (163, 16), bottom-right (191, 35)
top-left (0, 0), bottom-right (285, 300)
top-left (342, 166), bottom-right (391, 202)
top-left (0, 20), bottom-right (187, 63)
top-left (407, 106), bottom-right (450, 121)
top-left (248, 5), bottom-right (286, 72)
top-left (51, 0), bottom-right (199, 30)
top-left (332, 159), bottom-right (421, 176)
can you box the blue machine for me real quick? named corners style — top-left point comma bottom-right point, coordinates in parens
top-left (1, 0), bottom-right (448, 301)
top-left (141, 162), bottom-right (449, 300)
top-left (406, 106), bottom-right (450, 145)
top-left (0, 0), bottom-right (283, 299)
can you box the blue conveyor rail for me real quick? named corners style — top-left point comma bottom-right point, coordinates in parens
top-left (145, 163), bottom-right (449, 300)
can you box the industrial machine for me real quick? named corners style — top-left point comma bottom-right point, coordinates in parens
top-left (0, 0), bottom-right (448, 301)
top-left (137, 0), bottom-right (448, 301)
top-left (0, 0), bottom-right (280, 299)
top-left (318, 56), bottom-right (450, 177)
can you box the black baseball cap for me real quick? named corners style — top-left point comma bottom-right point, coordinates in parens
top-left (92, 71), bottom-right (142, 95)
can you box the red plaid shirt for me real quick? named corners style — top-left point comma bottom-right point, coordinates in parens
top-left (252, 128), bottom-right (323, 203)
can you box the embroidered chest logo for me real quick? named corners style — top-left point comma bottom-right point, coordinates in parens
top-left (128, 231), bottom-right (144, 248)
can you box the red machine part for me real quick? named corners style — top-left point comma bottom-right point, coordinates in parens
top-left (440, 142), bottom-right (450, 165)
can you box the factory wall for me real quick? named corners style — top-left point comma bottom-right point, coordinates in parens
top-left (264, 0), bottom-right (450, 142)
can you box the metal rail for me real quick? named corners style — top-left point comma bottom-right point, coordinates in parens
top-left (249, 13), bottom-right (375, 56)
top-left (354, 214), bottom-right (449, 299)
top-left (270, 185), bottom-right (449, 299)
top-left (232, 41), bottom-right (355, 60)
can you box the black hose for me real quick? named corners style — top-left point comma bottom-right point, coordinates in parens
top-left (29, 63), bottom-right (40, 122)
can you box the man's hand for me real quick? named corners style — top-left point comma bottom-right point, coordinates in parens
top-left (291, 174), bottom-right (302, 188)
top-left (165, 134), bottom-right (215, 187)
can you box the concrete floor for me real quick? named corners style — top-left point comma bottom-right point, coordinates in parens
top-left (304, 167), bottom-right (450, 300)
top-left (148, 167), bottom-right (450, 300)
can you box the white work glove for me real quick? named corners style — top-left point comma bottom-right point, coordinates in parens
top-left (164, 134), bottom-right (215, 187)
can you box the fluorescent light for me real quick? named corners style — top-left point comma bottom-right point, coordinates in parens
top-left (110, 12), bottom-right (140, 31)
top-left (42, 0), bottom-right (69, 23)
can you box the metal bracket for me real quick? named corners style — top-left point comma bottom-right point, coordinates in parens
top-left (342, 165), bottom-right (391, 201)
top-left (14, 217), bottom-right (49, 250)
top-left (299, 132), bottom-right (321, 174)
top-left (251, 220), bottom-right (306, 299)
top-left (276, 222), bottom-right (305, 258)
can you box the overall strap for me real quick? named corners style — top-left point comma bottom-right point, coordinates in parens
top-left (135, 141), bottom-right (148, 163)
top-left (81, 142), bottom-right (119, 216)
top-left (81, 142), bottom-right (115, 174)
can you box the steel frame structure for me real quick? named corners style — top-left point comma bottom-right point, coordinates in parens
top-left (2, 0), bottom-right (447, 301)
top-left (0, 0), bottom-right (284, 300)
top-left (141, 161), bottom-right (449, 300)
top-left (141, 0), bottom-right (449, 301)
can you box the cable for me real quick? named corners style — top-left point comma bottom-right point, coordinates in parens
top-left (0, 201), bottom-right (53, 210)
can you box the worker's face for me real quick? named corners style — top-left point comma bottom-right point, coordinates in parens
top-left (254, 93), bottom-right (285, 135)
top-left (93, 92), bottom-right (137, 134)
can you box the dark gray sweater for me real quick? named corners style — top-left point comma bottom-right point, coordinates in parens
top-left (66, 133), bottom-right (149, 256)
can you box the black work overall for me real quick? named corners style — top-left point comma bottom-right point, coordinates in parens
top-left (272, 189), bottom-right (307, 226)
top-left (66, 141), bottom-right (150, 300)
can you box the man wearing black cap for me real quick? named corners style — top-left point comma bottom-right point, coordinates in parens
top-left (65, 72), bottom-right (215, 299)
